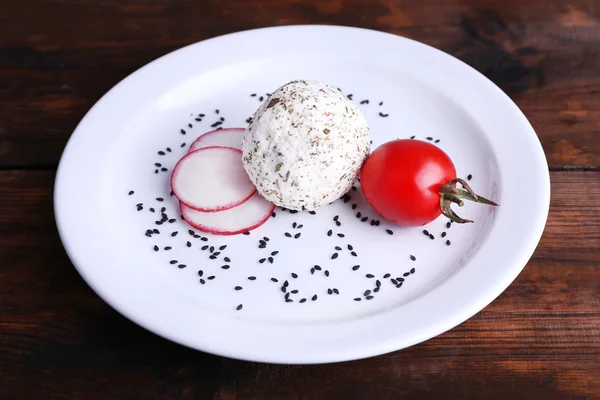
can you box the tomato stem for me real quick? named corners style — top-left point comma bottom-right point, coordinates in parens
top-left (439, 178), bottom-right (499, 223)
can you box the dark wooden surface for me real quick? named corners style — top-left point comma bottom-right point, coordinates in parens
top-left (2, 1), bottom-right (599, 399)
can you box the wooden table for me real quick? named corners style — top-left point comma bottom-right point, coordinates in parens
top-left (2, 1), bottom-right (599, 398)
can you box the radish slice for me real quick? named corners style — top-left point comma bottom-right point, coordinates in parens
top-left (189, 128), bottom-right (245, 153)
top-left (180, 192), bottom-right (275, 235)
top-left (171, 146), bottom-right (256, 212)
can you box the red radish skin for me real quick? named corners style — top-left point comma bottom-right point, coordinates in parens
top-left (180, 192), bottom-right (275, 235)
top-left (189, 128), bottom-right (245, 153)
top-left (170, 146), bottom-right (256, 212)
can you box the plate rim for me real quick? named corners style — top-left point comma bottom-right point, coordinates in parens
top-left (54, 24), bottom-right (551, 364)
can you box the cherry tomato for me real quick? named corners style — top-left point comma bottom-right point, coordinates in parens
top-left (360, 139), bottom-right (456, 226)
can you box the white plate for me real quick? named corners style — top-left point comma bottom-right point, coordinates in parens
top-left (54, 25), bottom-right (550, 364)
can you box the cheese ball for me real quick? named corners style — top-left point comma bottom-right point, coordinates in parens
top-left (242, 80), bottom-right (370, 211)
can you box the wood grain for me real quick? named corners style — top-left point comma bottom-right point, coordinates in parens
top-left (1, 170), bottom-right (599, 399)
top-left (1, 0), bottom-right (600, 167)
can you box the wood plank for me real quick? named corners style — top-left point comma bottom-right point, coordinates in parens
top-left (1, 0), bottom-right (600, 167)
top-left (1, 170), bottom-right (599, 399)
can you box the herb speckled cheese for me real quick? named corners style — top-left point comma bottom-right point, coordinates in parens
top-left (242, 80), bottom-right (370, 211)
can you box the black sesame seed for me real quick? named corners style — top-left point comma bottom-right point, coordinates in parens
top-left (375, 220), bottom-right (380, 226)
top-left (289, 210), bottom-right (299, 214)
top-left (153, 229), bottom-right (160, 234)
top-left (293, 222), bottom-right (297, 228)
top-left (268, 257), bottom-right (274, 263)
top-left (291, 290), bottom-right (299, 294)
top-left (201, 245), bottom-right (209, 250)
top-left (297, 224), bottom-right (303, 229)
top-left (410, 268), bottom-right (416, 274)
top-left (198, 270), bottom-right (203, 277)
top-left (441, 232), bottom-right (447, 238)
top-left (283, 280), bottom-right (289, 288)
top-left (153, 245), bottom-right (159, 251)
top-left (360, 99), bottom-right (369, 104)
top-left (259, 96), bottom-right (264, 101)
top-left (325, 270), bottom-right (330, 277)
top-left (410, 255), bottom-right (416, 261)
top-left (435, 139), bottom-right (440, 143)
top-left (384, 273), bottom-right (391, 278)
top-left (337, 233), bottom-right (345, 238)
top-left (258, 244), bottom-right (266, 249)
top-left (169, 260), bottom-right (177, 264)
top-left (391, 278), bottom-right (398, 284)
top-left (328, 288), bottom-right (333, 295)
top-left (398, 277), bottom-right (405, 282)
top-left (200, 279), bottom-right (205, 284)
top-left (215, 109), bottom-right (219, 114)
top-left (348, 244), bottom-right (354, 250)
top-left (331, 253), bottom-right (339, 260)
top-left (467, 174), bottom-right (473, 180)
top-left (209, 255), bottom-right (217, 260)
top-left (178, 264), bottom-right (186, 269)
top-left (410, 135), bottom-right (416, 139)
top-left (171, 231), bottom-right (178, 237)
top-left (285, 232), bottom-right (292, 238)
top-left (335, 246), bottom-right (342, 251)
top-left (310, 268), bottom-right (315, 274)
top-left (282, 287), bottom-right (288, 294)
top-left (271, 212), bottom-right (276, 217)
top-left (158, 151), bottom-right (165, 155)
top-left (235, 286), bottom-right (243, 291)
top-left (285, 299), bottom-right (293, 303)
top-left (300, 298), bottom-right (307, 303)
top-left (271, 278), bottom-right (278, 282)
top-left (356, 212), bottom-right (362, 218)
top-left (219, 245), bottom-right (227, 250)
top-left (366, 274), bottom-right (374, 278)
top-left (347, 94), bottom-right (353, 100)
top-left (209, 246), bottom-right (214, 253)
top-left (314, 265), bottom-right (322, 271)
top-left (354, 298), bottom-right (361, 301)
top-left (333, 215), bottom-right (339, 221)
top-left (186, 241), bottom-right (191, 247)
top-left (291, 273), bottom-right (298, 278)
top-left (386, 229), bottom-right (394, 235)
top-left (423, 230), bottom-right (429, 236)
top-left (376, 280), bottom-right (381, 287)
top-left (426, 136), bottom-right (433, 141)
top-left (243, 232), bottom-right (250, 235)
top-left (161, 168), bottom-right (168, 172)
top-left (351, 251), bottom-right (357, 257)
top-left (259, 258), bottom-right (266, 264)
top-left (366, 295), bottom-right (374, 300)
top-left (309, 210), bottom-right (316, 215)
top-left (312, 294), bottom-right (318, 301)
top-left (181, 142), bottom-right (186, 148)
top-left (294, 233), bottom-right (301, 239)
top-left (352, 265), bottom-right (360, 271)
top-left (128, 190), bottom-right (134, 195)
top-left (446, 240), bottom-right (451, 246)
top-left (195, 118), bottom-right (202, 121)
top-left (447, 222), bottom-right (452, 229)
top-left (361, 217), bottom-right (368, 222)
top-left (327, 229), bottom-right (333, 237)
top-left (429, 234), bottom-right (435, 240)
top-left (379, 101), bottom-right (383, 106)
top-left (250, 93), bottom-right (256, 97)
top-left (222, 265), bottom-right (230, 269)
top-left (259, 240), bottom-right (266, 245)
top-left (200, 237), bottom-right (208, 242)
top-left (364, 290), bottom-right (371, 296)
top-left (403, 272), bottom-right (410, 277)
top-left (248, 276), bottom-right (256, 280)
top-left (224, 257), bottom-right (231, 262)
top-left (236, 304), bottom-right (243, 310)
top-left (336, 221), bottom-right (341, 227)
top-left (137, 205), bottom-right (143, 211)
top-left (379, 112), bottom-right (389, 117)
top-left (352, 204), bottom-right (358, 210)
top-left (271, 251), bottom-right (279, 256)
top-left (149, 208), bottom-right (155, 212)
